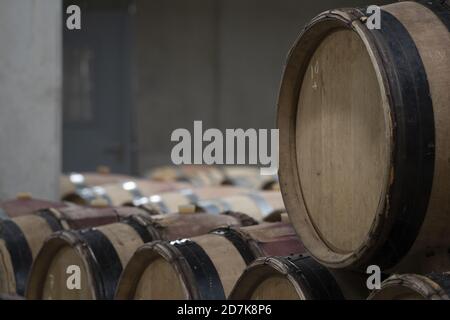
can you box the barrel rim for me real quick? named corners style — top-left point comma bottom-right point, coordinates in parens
top-left (368, 273), bottom-right (450, 300)
top-left (278, 3), bottom-right (440, 269)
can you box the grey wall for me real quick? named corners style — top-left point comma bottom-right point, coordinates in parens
top-left (0, 0), bottom-right (62, 201)
top-left (135, 0), bottom-right (218, 171)
top-left (135, 0), bottom-right (393, 173)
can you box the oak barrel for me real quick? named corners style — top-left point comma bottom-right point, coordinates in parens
top-left (221, 167), bottom-right (279, 190)
top-left (369, 273), bottom-right (450, 300)
top-left (147, 165), bottom-right (225, 187)
top-left (0, 206), bottom-right (145, 296)
top-left (26, 212), bottom-right (243, 300)
top-left (115, 222), bottom-right (304, 300)
top-left (64, 180), bottom-right (189, 208)
top-left (60, 172), bottom-right (133, 199)
top-left (0, 196), bottom-right (67, 219)
top-left (196, 191), bottom-right (285, 222)
top-left (278, 0), bottom-right (450, 271)
top-left (139, 186), bottom-right (250, 214)
top-left (229, 255), bottom-right (349, 300)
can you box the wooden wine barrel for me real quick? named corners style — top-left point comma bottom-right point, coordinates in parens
top-left (140, 186), bottom-right (250, 215)
top-left (0, 206), bottom-right (145, 296)
top-left (26, 212), bottom-right (244, 300)
top-left (221, 167), bottom-right (279, 190)
top-left (196, 191), bottom-right (285, 222)
top-left (64, 179), bottom-right (189, 208)
top-left (278, 0), bottom-right (450, 271)
top-left (0, 195), bottom-right (67, 219)
top-left (147, 165), bottom-right (225, 187)
top-left (60, 172), bottom-right (134, 199)
top-left (229, 255), bottom-right (348, 300)
top-left (115, 222), bottom-right (304, 300)
top-left (369, 273), bottom-right (450, 300)
top-left (0, 294), bottom-right (25, 300)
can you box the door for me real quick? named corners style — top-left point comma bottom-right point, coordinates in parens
top-left (62, 0), bottom-right (135, 174)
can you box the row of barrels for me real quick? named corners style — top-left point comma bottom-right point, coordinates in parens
top-left (61, 165), bottom-right (279, 202)
top-left (1, 195), bottom-right (449, 299)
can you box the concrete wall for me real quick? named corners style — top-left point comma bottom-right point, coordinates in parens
top-left (0, 0), bottom-right (62, 200)
top-left (134, 0), bottom-right (392, 173)
top-left (134, 0), bottom-right (217, 171)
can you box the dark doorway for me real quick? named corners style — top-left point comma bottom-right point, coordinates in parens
top-left (62, 0), bottom-right (135, 174)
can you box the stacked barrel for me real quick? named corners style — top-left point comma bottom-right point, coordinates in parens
top-left (0, 164), bottom-right (293, 300)
top-left (272, 0), bottom-right (450, 300)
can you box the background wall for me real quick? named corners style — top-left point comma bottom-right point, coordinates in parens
top-left (134, 0), bottom-right (393, 173)
top-left (0, 0), bottom-right (62, 200)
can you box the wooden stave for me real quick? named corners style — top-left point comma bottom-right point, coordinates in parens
top-left (0, 206), bottom-right (148, 296)
top-left (60, 172), bottom-right (134, 199)
top-left (229, 255), bottom-right (346, 300)
top-left (63, 180), bottom-right (190, 207)
top-left (277, 0), bottom-right (450, 271)
top-left (115, 222), bottom-right (305, 300)
top-left (369, 272), bottom-right (450, 300)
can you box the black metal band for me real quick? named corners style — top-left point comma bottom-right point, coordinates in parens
top-left (123, 218), bottom-right (154, 243)
top-left (77, 229), bottom-right (123, 300)
top-left (171, 239), bottom-right (225, 300)
top-left (148, 196), bottom-right (170, 214)
top-left (0, 220), bottom-right (33, 296)
top-left (211, 228), bottom-right (256, 265)
top-left (416, 0), bottom-right (450, 31)
top-left (283, 255), bottom-right (344, 300)
top-left (37, 210), bottom-right (64, 232)
top-left (0, 208), bottom-right (9, 220)
top-left (360, 8), bottom-right (435, 269)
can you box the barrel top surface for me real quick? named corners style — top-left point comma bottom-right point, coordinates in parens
top-left (296, 27), bottom-right (390, 253)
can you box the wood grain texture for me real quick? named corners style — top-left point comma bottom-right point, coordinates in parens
top-left (296, 28), bottom-right (388, 253)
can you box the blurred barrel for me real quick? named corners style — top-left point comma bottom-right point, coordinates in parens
top-left (0, 206), bottom-right (145, 296)
top-left (139, 186), bottom-right (250, 214)
top-left (60, 171), bottom-right (134, 199)
top-left (115, 222), bottom-right (304, 299)
top-left (229, 255), bottom-right (346, 300)
top-left (63, 180), bottom-right (189, 207)
top-left (196, 191), bottom-right (285, 222)
top-left (147, 165), bottom-right (224, 187)
top-left (0, 194), bottom-right (67, 219)
top-left (148, 165), bottom-right (279, 190)
top-left (277, 0), bottom-right (450, 271)
top-left (369, 273), bottom-right (450, 300)
top-left (26, 212), bottom-right (244, 300)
